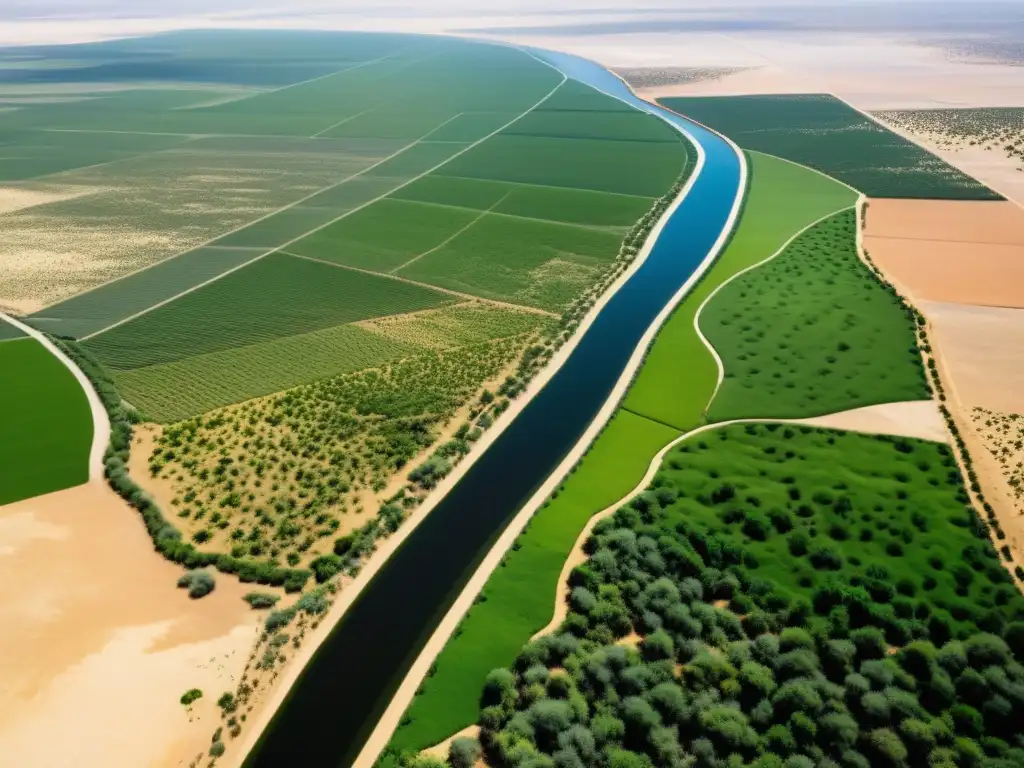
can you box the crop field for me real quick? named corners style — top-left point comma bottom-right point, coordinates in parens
top-left (6, 34), bottom-right (691, 422)
top-left (114, 303), bottom-right (552, 422)
top-left (146, 334), bottom-right (535, 567)
top-left (386, 152), bottom-right (861, 751)
top-left (873, 108), bottom-right (1024, 169)
top-left (82, 252), bottom-right (453, 369)
top-left (662, 94), bottom-right (1001, 199)
top-left (397, 213), bottom-right (625, 311)
top-left (0, 335), bottom-right (92, 505)
top-left (702, 209), bottom-right (929, 421)
top-left (404, 425), bottom-right (1024, 768)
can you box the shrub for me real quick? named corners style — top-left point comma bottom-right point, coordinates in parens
top-left (180, 688), bottom-right (202, 706)
top-left (177, 569), bottom-right (215, 599)
top-left (243, 591), bottom-right (280, 609)
top-left (209, 741), bottom-right (225, 758)
top-left (449, 736), bottom-right (482, 768)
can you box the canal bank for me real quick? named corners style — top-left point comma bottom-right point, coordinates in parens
top-left (241, 46), bottom-right (745, 768)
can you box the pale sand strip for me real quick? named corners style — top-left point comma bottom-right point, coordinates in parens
top-left (0, 311), bottom-right (109, 481)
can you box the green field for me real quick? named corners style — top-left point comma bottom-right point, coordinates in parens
top-left (625, 152), bottom-right (859, 430)
top-left (386, 152), bottom-right (859, 751)
top-left (0, 336), bottom-right (92, 505)
top-left (82, 252), bottom-right (453, 370)
top-left (397, 213), bottom-right (625, 311)
top-left (662, 94), bottom-right (1001, 199)
top-left (703, 209), bottom-right (929, 421)
top-left (417, 425), bottom-right (1024, 768)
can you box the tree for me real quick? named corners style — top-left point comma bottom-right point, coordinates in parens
top-left (482, 668), bottom-right (517, 710)
top-left (819, 712), bottom-right (859, 750)
top-left (949, 704), bottom-right (983, 737)
top-left (591, 713), bottom-right (625, 746)
top-left (641, 630), bottom-right (674, 662)
top-left (528, 699), bottom-right (573, 750)
top-left (964, 634), bottom-right (1011, 668)
top-left (861, 728), bottom-right (908, 768)
top-left (621, 697), bottom-right (661, 747)
top-left (698, 706), bottom-right (759, 755)
top-left (448, 736), bottom-right (481, 768)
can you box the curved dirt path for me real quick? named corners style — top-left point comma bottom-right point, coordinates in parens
top-left (0, 312), bottom-right (110, 482)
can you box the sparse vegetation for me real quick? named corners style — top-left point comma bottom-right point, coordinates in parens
top-left (970, 407), bottom-right (1024, 517)
top-left (875, 108), bottom-right (1024, 171)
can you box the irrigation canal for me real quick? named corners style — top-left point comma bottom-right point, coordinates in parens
top-left (243, 47), bottom-right (744, 768)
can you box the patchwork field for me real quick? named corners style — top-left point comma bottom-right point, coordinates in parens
top-left (0, 332), bottom-right (92, 505)
top-left (661, 94), bottom-right (1000, 200)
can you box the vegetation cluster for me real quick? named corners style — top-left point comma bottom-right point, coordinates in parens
top-left (874, 109), bottom-right (1024, 170)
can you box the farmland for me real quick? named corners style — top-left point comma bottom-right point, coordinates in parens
top-left (3, 31), bottom-right (691, 428)
top-left (661, 94), bottom-right (1001, 199)
top-left (143, 333), bottom-right (539, 568)
top-left (0, 334), bottom-right (92, 505)
top-left (702, 209), bottom-right (928, 421)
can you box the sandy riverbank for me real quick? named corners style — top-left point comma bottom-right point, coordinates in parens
top-left (0, 480), bottom-right (261, 768)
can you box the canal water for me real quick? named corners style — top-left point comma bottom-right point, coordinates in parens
top-left (244, 47), bottom-right (743, 768)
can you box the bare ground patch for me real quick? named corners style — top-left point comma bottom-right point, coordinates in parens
top-left (864, 199), bottom-right (1024, 309)
top-left (0, 480), bottom-right (262, 768)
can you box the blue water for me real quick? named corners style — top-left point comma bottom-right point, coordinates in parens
top-left (243, 49), bottom-right (743, 768)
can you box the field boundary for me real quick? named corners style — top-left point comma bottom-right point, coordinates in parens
top-left (389, 193), bottom-right (512, 273)
top-left (79, 77), bottom-right (569, 342)
top-left (835, 93), bottom-right (1022, 210)
top-left (692, 203), bottom-right (857, 415)
top-left (348, 73), bottom-right (749, 768)
top-left (277, 250), bottom-right (559, 317)
top-left (0, 312), bottom-right (110, 481)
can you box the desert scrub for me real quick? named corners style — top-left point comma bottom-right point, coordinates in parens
top-left (180, 688), bottom-right (203, 706)
top-left (702, 209), bottom-right (928, 420)
top-left (970, 407), bottom-right (1024, 516)
top-left (875, 108), bottom-right (1024, 169)
top-left (149, 334), bottom-right (534, 568)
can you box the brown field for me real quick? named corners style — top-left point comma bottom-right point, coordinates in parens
top-left (0, 481), bottom-right (264, 768)
top-left (864, 200), bottom-right (1024, 309)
